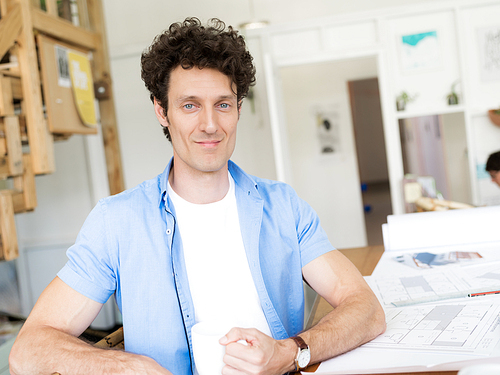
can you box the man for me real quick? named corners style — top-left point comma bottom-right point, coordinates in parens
top-left (486, 151), bottom-right (500, 187)
top-left (10, 18), bottom-right (385, 375)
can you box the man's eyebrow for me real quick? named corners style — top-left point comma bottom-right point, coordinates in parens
top-left (175, 94), bottom-right (237, 103)
top-left (217, 95), bottom-right (237, 101)
top-left (175, 95), bottom-right (198, 104)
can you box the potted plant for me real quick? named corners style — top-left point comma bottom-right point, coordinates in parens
top-left (488, 106), bottom-right (500, 127)
top-left (446, 81), bottom-right (459, 105)
top-left (396, 91), bottom-right (417, 111)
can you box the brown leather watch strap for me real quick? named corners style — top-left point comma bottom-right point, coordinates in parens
top-left (291, 335), bottom-right (308, 350)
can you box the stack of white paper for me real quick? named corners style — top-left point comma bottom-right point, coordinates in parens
top-left (310, 206), bottom-right (500, 374)
top-left (382, 205), bottom-right (500, 252)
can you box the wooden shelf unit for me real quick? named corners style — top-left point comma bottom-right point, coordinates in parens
top-left (0, 0), bottom-right (124, 261)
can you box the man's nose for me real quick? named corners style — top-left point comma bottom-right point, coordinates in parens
top-left (199, 107), bottom-right (217, 134)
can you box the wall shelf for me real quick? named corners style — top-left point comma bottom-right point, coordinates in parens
top-left (395, 105), bottom-right (466, 120)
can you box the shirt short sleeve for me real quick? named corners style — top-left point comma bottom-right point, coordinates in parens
top-left (57, 200), bottom-right (116, 304)
top-left (292, 190), bottom-right (335, 267)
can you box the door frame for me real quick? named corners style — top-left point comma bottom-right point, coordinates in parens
top-left (259, 39), bottom-right (405, 214)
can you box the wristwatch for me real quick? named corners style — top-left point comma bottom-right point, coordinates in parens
top-left (291, 335), bottom-right (311, 371)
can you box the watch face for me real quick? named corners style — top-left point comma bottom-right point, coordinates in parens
top-left (298, 349), bottom-right (311, 368)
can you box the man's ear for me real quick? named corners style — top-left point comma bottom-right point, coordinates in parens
top-left (238, 100), bottom-right (242, 118)
top-left (154, 98), bottom-right (169, 127)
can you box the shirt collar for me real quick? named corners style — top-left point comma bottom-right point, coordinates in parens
top-left (159, 158), bottom-right (173, 208)
top-left (228, 160), bottom-right (260, 197)
top-left (158, 157), bottom-right (261, 207)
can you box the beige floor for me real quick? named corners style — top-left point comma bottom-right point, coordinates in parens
top-left (361, 181), bottom-right (393, 246)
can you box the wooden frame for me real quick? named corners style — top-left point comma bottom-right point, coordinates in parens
top-left (0, 190), bottom-right (18, 261)
top-left (0, 0), bottom-right (124, 260)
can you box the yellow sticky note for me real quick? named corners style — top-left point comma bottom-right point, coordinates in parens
top-left (68, 51), bottom-right (97, 127)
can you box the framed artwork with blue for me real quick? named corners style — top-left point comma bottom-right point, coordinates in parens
top-left (399, 30), bottom-right (442, 73)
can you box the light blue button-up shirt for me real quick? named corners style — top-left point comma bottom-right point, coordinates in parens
top-left (58, 159), bottom-right (333, 374)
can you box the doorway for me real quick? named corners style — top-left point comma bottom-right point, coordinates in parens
top-left (348, 78), bottom-right (393, 246)
top-left (278, 56), bottom-right (392, 248)
top-left (398, 112), bottom-right (472, 206)
top-left (277, 57), bottom-right (391, 321)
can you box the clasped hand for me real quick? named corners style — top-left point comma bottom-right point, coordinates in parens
top-left (219, 327), bottom-right (293, 375)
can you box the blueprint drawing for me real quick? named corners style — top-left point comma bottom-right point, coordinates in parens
top-left (367, 262), bottom-right (500, 307)
top-left (364, 302), bottom-right (500, 355)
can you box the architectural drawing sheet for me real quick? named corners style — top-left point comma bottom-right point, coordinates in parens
top-left (366, 262), bottom-right (500, 307)
top-left (364, 301), bottom-right (500, 355)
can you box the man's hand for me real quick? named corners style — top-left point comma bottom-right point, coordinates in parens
top-left (216, 250), bottom-right (386, 374)
top-left (219, 328), bottom-right (296, 375)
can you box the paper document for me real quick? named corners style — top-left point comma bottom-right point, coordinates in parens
top-left (364, 300), bottom-right (500, 355)
top-left (382, 206), bottom-right (500, 252)
top-left (310, 349), bottom-right (500, 374)
top-left (367, 262), bottom-right (500, 307)
top-left (395, 251), bottom-right (483, 269)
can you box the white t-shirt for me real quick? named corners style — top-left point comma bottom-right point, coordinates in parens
top-left (168, 174), bottom-right (271, 336)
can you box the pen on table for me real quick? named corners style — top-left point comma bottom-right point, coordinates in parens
top-left (391, 288), bottom-right (500, 307)
top-left (391, 292), bottom-right (465, 307)
top-left (468, 290), bottom-right (500, 297)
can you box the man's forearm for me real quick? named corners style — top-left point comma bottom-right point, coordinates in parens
top-left (221, 291), bottom-right (385, 375)
top-left (298, 290), bottom-right (386, 366)
top-left (222, 249), bottom-right (387, 374)
top-left (9, 325), bottom-right (171, 375)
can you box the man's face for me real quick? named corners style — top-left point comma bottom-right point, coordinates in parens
top-left (154, 66), bottom-right (239, 177)
top-left (490, 170), bottom-right (500, 187)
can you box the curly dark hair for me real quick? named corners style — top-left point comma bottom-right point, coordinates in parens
top-left (141, 17), bottom-right (256, 140)
top-left (486, 150), bottom-right (500, 172)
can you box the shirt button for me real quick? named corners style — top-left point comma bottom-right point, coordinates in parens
top-left (166, 229), bottom-right (172, 235)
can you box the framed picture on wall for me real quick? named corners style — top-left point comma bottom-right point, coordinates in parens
top-left (476, 26), bottom-right (500, 82)
top-left (315, 109), bottom-right (340, 156)
top-left (398, 30), bottom-right (442, 73)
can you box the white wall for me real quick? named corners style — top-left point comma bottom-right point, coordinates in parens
top-left (461, 3), bottom-right (500, 111)
top-left (459, 3), bottom-right (500, 206)
top-left (280, 58), bottom-right (379, 248)
top-left (109, 54), bottom-right (173, 188)
top-left (102, 0), bottom-right (438, 54)
top-left (386, 10), bottom-right (462, 115)
top-left (16, 136), bottom-right (95, 247)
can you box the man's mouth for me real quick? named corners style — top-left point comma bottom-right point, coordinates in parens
top-left (196, 140), bottom-right (221, 148)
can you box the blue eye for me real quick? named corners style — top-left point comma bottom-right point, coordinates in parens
top-left (220, 103), bottom-right (229, 109)
top-left (184, 104), bottom-right (194, 109)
